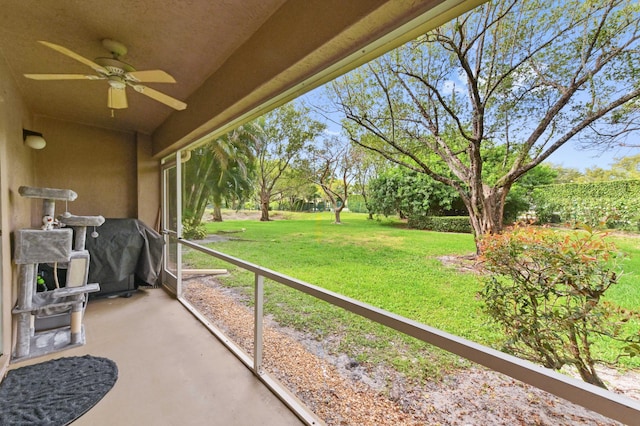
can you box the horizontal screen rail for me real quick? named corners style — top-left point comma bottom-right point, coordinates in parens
top-left (178, 238), bottom-right (640, 424)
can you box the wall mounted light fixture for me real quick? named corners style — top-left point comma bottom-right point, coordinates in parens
top-left (23, 129), bottom-right (46, 149)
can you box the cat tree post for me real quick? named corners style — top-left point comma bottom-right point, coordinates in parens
top-left (58, 214), bottom-right (105, 344)
top-left (14, 264), bottom-right (35, 358)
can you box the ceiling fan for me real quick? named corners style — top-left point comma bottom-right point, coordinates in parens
top-left (24, 39), bottom-right (187, 111)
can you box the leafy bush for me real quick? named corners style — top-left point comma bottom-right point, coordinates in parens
top-left (182, 221), bottom-right (208, 240)
top-left (369, 168), bottom-right (461, 218)
top-left (479, 225), bottom-right (628, 388)
top-left (369, 164), bottom-right (554, 224)
top-left (532, 180), bottom-right (640, 231)
top-left (408, 216), bottom-right (472, 233)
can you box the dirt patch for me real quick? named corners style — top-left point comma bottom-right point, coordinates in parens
top-left (437, 254), bottom-right (482, 274)
top-left (209, 209), bottom-right (290, 221)
top-left (183, 276), bottom-right (637, 425)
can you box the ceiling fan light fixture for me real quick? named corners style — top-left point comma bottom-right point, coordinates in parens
top-left (108, 86), bottom-right (128, 109)
top-left (23, 129), bottom-right (46, 149)
top-left (25, 40), bottom-right (187, 111)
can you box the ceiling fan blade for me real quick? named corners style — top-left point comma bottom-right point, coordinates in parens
top-left (24, 73), bottom-right (103, 80)
top-left (38, 41), bottom-right (108, 74)
top-left (131, 85), bottom-right (187, 110)
top-left (108, 87), bottom-right (128, 109)
top-left (125, 70), bottom-right (176, 83)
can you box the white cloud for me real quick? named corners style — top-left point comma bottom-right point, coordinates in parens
top-left (442, 80), bottom-right (457, 95)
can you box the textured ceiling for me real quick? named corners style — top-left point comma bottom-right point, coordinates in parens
top-left (0, 0), bottom-right (287, 134)
top-left (1, 0), bottom-right (480, 153)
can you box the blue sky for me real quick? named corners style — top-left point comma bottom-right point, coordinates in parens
top-left (547, 141), bottom-right (639, 171)
top-left (302, 88), bottom-right (639, 173)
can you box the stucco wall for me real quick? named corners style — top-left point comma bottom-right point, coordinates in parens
top-left (0, 50), bottom-right (160, 368)
top-left (0, 53), bottom-right (37, 369)
top-left (33, 117), bottom-right (137, 220)
top-left (136, 133), bottom-right (161, 230)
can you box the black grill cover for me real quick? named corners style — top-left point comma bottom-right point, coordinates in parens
top-left (85, 218), bottom-right (163, 286)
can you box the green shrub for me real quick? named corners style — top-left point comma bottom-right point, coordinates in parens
top-left (369, 168), bottom-right (460, 218)
top-left (479, 225), bottom-right (629, 388)
top-left (407, 216), bottom-right (472, 233)
top-left (532, 180), bottom-right (640, 231)
top-left (182, 222), bottom-right (208, 240)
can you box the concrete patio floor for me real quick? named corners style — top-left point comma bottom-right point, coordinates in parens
top-left (9, 287), bottom-right (303, 426)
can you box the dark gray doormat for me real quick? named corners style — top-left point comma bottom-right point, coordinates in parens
top-left (0, 355), bottom-right (118, 425)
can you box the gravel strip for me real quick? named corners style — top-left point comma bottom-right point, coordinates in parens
top-left (183, 277), bottom-right (633, 426)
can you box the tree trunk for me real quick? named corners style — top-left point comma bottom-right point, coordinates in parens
top-left (211, 205), bottom-right (223, 222)
top-left (362, 192), bottom-right (374, 220)
top-left (465, 185), bottom-right (508, 253)
top-left (184, 186), bottom-right (211, 229)
top-left (568, 328), bottom-right (607, 389)
top-left (334, 205), bottom-right (344, 224)
top-left (260, 190), bottom-right (271, 221)
top-left (573, 362), bottom-right (607, 389)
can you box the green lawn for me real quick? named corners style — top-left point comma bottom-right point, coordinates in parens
top-left (183, 210), bottom-right (640, 379)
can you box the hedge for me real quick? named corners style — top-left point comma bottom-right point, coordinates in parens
top-left (531, 180), bottom-right (640, 231)
top-left (407, 216), bottom-right (472, 233)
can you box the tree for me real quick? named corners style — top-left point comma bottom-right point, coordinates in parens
top-left (307, 136), bottom-right (356, 224)
top-left (349, 141), bottom-right (385, 219)
top-left (547, 163), bottom-right (584, 184)
top-left (182, 122), bottom-right (258, 232)
top-left (610, 154), bottom-right (640, 179)
top-left (273, 166), bottom-right (318, 211)
top-left (502, 162), bottom-right (557, 222)
top-left (368, 160), bottom-right (554, 222)
top-left (256, 102), bottom-right (326, 221)
top-left (369, 167), bottom-right (460, 218)
top-left (582, 165), bottom-right (618, 182)
top-left (548, 154), bottom-right (640, 183)
top-left (330, 0), bottom-right (640, 250)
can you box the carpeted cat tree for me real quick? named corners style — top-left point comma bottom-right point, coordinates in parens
top-left (12, 186), bottom-right (104, 362)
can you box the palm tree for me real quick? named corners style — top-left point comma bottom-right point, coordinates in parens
top-left (183, 122), bottom-right (260, 232)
